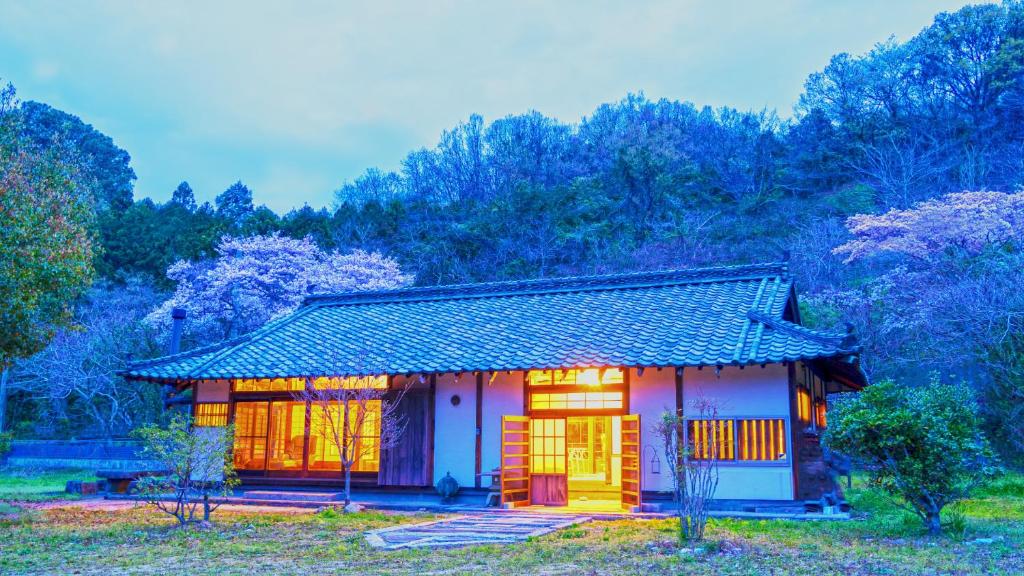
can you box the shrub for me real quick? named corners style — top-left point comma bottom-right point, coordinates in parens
top-left (824, 379), bottom-right (1000, 535)
top-left (133, 414), bottom-right (238, 527)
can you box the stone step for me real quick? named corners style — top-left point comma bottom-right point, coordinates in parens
top-left (242, 490), bottom-right (344, 502)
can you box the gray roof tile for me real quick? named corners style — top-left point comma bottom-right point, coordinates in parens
top-left (124, 262), bottom-right (860, 381)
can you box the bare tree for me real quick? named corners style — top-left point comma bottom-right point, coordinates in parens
top-left (294, 372), bottom-right (408, 506)
top-left (654, 395), bottom-right (722, 543)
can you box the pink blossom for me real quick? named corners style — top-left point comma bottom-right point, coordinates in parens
top-left (146, 233), bottom-right (412, 342)
top-left (833, 191), bottom-right (1024, 262)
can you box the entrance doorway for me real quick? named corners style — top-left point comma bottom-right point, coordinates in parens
top-left (501, 413), bottom-right (641, 510)
top-left (566, 416), bottom-right (621, 507)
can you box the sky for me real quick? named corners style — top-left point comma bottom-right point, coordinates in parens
top-left (0, 0), bottom-right (979, 213)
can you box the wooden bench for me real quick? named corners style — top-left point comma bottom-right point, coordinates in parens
top-left (95, 469), bottom-right (169, 494)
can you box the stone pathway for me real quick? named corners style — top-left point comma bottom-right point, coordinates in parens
top-left (365, 512), bottom-right (590, 549)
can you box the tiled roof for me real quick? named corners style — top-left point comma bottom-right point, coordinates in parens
top-left (123, 262), bottom-right (861, 382)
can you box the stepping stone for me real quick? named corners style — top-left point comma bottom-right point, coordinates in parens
top-left (366, 512), bottom-right (591, 549)
top-left (243, 490), bottom-right (344, 502)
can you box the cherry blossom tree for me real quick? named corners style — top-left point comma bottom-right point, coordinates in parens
top-left (146, 233), bottom-right (412, 343)
top-left (833, 191), bottom-right (1024, 262)
top-left (825, 190), bottom-right (1024, 461)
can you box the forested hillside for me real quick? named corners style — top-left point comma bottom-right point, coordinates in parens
top-left (1, 2), bottom-right (1022, 461)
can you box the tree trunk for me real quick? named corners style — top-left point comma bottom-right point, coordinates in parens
top-left (926, 508), bottom-right (942, 536)
top-left (344, 466), bottom-right (352, 506)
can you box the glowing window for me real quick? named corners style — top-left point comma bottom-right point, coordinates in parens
top-left (687, 419), bottom-right (736, 460)
top-left (738, 419), bottom-right (787, 462)
top-left (233, 376), bottom-right (386, 392)
top-left (194, 403), bottom-right (228, 427)
top-left (815, 401), bottom-right (827, 429)
top-left (528, 368), bottom-right (624, 387)
top-left (530, 392), bottom-right (623, 411)
top-left (797, 388), bottom-right (812, 423)
top-left (529, 418), bottom-right (565, 474)
top-left (233, 401), bottom-right (269, 470)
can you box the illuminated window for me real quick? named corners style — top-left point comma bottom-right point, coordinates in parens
top-left (530, 418), bottom-right (566, 474)
top-left (797, 388), bottom-right (812, 423)
top-left (194, 403), bottom-right (228, 427)
top-left (233, 402), bottom-right (269, 470)
top-left (307, 401), bottom-right (382, 473)
top-left (233, 376), bottom-right (387, 392)
top-left (815, 401), bottom-right (827, 429)
top-left (528, 368), bottom-right (624, 387)
top-left (267, 401), bottom-right (306, 471)
top-left (530, 392), bottom-right (623, 411)
top-left (687, 419), bottom-right (735, 460)
top-left (738, 419), bottom-right (787, 461)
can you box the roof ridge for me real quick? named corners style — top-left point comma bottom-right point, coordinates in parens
top-left (304, 261), bottom-right (790, 307)
top-left (746, 310), bottom-right (857, 349)
top-left (745, 276), bottom-right (783, 361)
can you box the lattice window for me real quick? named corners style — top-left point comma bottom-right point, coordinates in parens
top-left (194, 403), bottom-right (228, 427)
top-left (687, 419), bottom-right (736, 460)
top-left (530, 392), bottom-right (623, 411)
top-left (738, 418), bottom-right (787, 461)
top-left (527, 368), bottom-right (624, 387)
top-left (529, 418), bottom-right (566, 474)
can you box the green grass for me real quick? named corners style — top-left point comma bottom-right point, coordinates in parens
top-left (0, 467), bottom-right (96, 502)
top-left (0, 469), bottom-right (1020, 575)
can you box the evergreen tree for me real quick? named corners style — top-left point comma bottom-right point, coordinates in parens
top-left (215, 180), bottom-right (254, 224)
top-left (170, 181), bottom-right (196, 212)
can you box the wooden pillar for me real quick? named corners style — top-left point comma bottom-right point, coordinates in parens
top-left (787, 362), bottom-right (800, 499)
top-left (475, 372), bottom-right (483, 488)
top-left (674, 367), bottom-right (684, 418)
top-left (427, 374), bottom-right (437, 486)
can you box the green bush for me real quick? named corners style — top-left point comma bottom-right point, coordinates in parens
top-left (824, 379), bottom-right (1000, 535)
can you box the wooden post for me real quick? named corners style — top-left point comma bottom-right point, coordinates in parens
top-left (427, 374), bottom-right (437, 486)
top-left (475, 372), bottom-right (483, 488)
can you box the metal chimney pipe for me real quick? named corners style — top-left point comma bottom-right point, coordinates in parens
top-left (168, 308), bottom-right (186, 355)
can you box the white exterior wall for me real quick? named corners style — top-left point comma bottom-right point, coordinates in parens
top-left (432, 373), bottom-right (478, 487)
top-left (480, 371), bottom-right (524, 486)
top-left (685, 364), bottom-right (794, 500)
top-left (627, 368), bottom-right (677, 494)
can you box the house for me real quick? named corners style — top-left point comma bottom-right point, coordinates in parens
top-left (123, 262), bottom-right (866, 509)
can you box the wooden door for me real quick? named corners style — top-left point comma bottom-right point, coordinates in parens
top-left (621, 414), bottom-right (642, 510)
top-left (529, 418), bottom-right (568, 506)
top-left (378, 390), bottom-right (430, 486)
top-left (500, 415), bottom-right (530, 507)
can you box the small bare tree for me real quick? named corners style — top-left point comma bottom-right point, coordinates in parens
top-left (133, 414), bottom-right (238, 527)
top-left (294, 373), bottom-right (408, 506)
top-left (655, 396), bottom-right (722, 543)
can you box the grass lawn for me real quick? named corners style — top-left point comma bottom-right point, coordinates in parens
top-left (0, 471), bottom-right (1021, 575)
top-left (0, 467), bottom-right (96, 502)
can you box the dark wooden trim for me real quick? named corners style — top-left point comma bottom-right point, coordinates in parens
top-left (675, 367), bottom-right (684, 418)
top-left (475, 372), bottom-right (483, 489)
top-left (427, 374), bottom-right (437, 485)
top-left (787, 361), bottom-right (800, 499)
